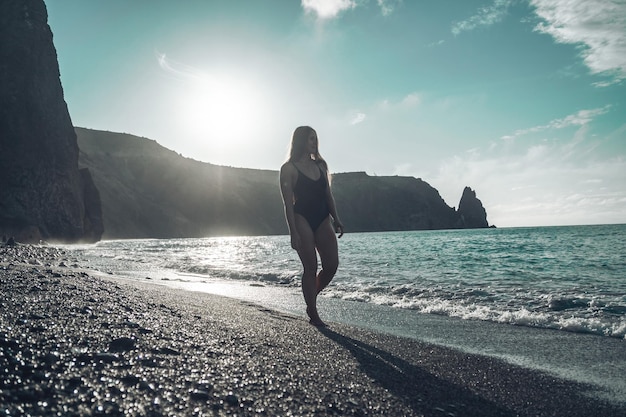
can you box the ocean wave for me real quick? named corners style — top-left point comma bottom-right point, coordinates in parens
top-left (324, 289), bottom-right (626, 339)
top-left (175, 264), bottom-right (301, 287)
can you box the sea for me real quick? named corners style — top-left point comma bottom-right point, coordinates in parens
top-left (65, 224), bottom-right (626, 404)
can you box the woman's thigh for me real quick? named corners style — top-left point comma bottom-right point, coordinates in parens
top-left (314, 217), bottom-right (338, 271)
top-left (295, 214), bottom-right (318, 271)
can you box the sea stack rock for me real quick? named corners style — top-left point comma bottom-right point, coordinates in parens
top-left (0, 0), bottom-right (103, 242)
top-left (458, 186), bottom-right (489, 228)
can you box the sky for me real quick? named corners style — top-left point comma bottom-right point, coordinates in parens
top-left (44, 0), bottom-right (626, 228)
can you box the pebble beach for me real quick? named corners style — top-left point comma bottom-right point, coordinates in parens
top-left (1, 244), bottom-right (623, 416)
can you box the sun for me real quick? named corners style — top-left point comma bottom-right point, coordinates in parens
top-left (177, 72), bottom-right (266, 149)
top-left (157, 53), bottom-right (271, 162)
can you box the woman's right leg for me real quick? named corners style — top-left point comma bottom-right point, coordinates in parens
top-left (294, 215), bottom-right (324, 326)
top-left (314, 217), bottom-right (339, 294)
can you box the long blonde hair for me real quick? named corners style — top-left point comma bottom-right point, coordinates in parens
top-left (288, 126), bottom-right (330, 181)
top-left (289, 126), bottom-right (326, 163)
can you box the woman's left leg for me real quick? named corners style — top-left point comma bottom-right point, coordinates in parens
top-left (314, 217), bottom-right (339, 294)
top-left (294, 215), bottom-right (324, 325)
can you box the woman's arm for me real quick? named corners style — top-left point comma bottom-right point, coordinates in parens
top-left (279, 163), bottom-right (301, 250)
top-left (325, 176), bottom-right (344, 238)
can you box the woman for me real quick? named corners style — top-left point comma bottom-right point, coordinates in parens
top-left (280, 126), bottom-right (344, 327)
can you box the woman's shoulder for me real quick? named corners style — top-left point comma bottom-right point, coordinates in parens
top-left (280, 161), bottom-right (297, 176)
top-left (281, 161), bottom-right (295, 170)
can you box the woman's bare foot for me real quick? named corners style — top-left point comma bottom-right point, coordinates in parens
top-left (309, 318), bottom-right (327, 327)
top-left (306, 307), bottom-right (327, 327)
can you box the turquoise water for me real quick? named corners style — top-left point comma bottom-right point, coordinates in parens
top-left (69, 224), bottom-right (626, 339)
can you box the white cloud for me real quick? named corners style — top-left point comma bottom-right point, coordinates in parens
top-left (428, 39), bottom-right (446, 47)
top-left (530, 0), bottom-right (626, 82)
top-left (431, 138), bottom-right (626, 227)
top-left (401, 92), bottom-right (421, 106)
top-left (350, 112), bottom-right (367, 125)
top-left (301, 0), bottom-right (400, 20)
top-left (339, 92), bottom-right (418, 127)
top-left (501, 106), bottom-right (611, 141)
top-left (451, 0), bottom-right (515, 35)
top-left (301, 0), bottom-right (357, 19)
top-left (550, 107), bottom-right (609, 128)
top-left (377, 92), bottom-right (422, 111)
top-left (377, 0), bottom-right (402, 16)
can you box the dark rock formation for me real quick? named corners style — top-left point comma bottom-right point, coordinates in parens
top-left (331, 172), bottom-right (461, 232)
top-left (79, 168), bottom-right (105, 241)
top-left (458, 187), bottom-right (489, 228)
top-left (77, 128), bottom-right (490, 239)
top-left (0, 0), bottom-right (103, 242)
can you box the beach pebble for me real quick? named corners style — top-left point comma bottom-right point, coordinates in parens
top-left (190, 389), bottom-right (211, 401)
top-left (93, 352), bottom-right (120, 363)
top-left (109, 337), bottom-right (136, 352)
top-left (123, 320), bottom-right (140, 328)
top-left (157, 346), bottom-right (180, 355)
top-left (42, 352), bottom-right (60, 365)
top-left (119, 374), bottom-right (141, 386)
top-left (138, 380), bottom-right (155, 392)
top-left (224, 393), bottom-right (239, 406)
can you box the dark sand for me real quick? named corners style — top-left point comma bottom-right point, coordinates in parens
top-left (1, 244), bottom-right (624, 416)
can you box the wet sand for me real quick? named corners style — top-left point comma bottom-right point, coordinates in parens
top-left (1, 244), bottom-right (623, 416)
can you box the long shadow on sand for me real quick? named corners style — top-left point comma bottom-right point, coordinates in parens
top-left (317, 326), bottom-right (623, 417)
top-left (318, 326), bottom-right (514, 417)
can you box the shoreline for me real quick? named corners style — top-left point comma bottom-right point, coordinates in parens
top-left (148, 276), bottom-right (626, 404)
top-left (1, 244), bottom-right (624, 416)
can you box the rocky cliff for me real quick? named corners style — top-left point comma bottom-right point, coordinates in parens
top-left (77, 128), bottom-right (490, 239)
top-left (458, 187), bottom-right (490, 228)
top-left (331, 172), bottom-right (461, 231)
top-left (0, 0), bottom-right (103, 243)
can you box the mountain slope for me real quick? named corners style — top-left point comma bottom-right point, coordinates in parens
top-left (77, 128), bottom-right (489, 239)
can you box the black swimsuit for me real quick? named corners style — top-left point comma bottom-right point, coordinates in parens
top-left (293, 163), bottom-right (330, 231)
